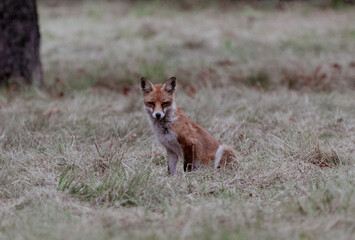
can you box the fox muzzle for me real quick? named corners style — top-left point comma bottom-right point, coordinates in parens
top-left (152, 112), bottom-right (165, 119)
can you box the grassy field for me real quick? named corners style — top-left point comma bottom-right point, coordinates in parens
top-left (1, 1), bottom-right (355, 239)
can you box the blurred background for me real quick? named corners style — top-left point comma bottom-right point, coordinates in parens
top-left (2, 0), bottom-right (355, 94)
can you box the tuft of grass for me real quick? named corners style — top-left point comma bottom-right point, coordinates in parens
top-left (243, 71), bottom-right (270, 89)
top-left (58, 161), bottom-right (162, 207)
top-left (294, 145), bottom-right (342, 168)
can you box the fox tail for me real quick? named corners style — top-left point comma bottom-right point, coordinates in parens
top-left (214, 145), bottom-right (238, 169)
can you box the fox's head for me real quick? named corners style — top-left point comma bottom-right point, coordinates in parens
top-left (140, 77), bottom-right (177, 120)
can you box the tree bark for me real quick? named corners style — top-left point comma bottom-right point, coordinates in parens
top-left (0, 0), bottom-right (42, 85)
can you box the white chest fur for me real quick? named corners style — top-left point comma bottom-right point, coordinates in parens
top-left (148, 117), bottom-right (182, 158)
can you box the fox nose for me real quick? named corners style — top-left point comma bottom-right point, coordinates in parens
top-left (156, 113), bottom-right (161, 119)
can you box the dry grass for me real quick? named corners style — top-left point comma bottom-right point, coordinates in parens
top-left (1, 1), bottom-right (355, 239)
top-left (38, 0), bottom-right (355, 92)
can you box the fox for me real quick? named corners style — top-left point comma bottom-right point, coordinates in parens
top-left (140, 77), bottom-right (237, 175)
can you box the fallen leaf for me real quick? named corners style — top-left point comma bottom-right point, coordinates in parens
top-left (216, 59), bottom-right (234, 66)
top-left (45, 108), bottom-right (60, 117)
top-left (130, 132), bottom-right (137, 140)
top-left (332, 63), bottom-right (342, 70)
top-left (122, 86), bottom-right (132, 96)
top-left (238, 133), bottom-right (244, 141)
top-left (188, 85), bottom-right (196, 98)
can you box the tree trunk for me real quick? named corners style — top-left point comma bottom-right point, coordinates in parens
top-left (0, 0), bottom-right (42, 85)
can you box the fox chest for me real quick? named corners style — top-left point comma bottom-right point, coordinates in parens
top-left (152, 125), bottom-right (182, 157)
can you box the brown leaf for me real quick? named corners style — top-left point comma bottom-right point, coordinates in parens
top-left (289, 117), bottom-right (296, 122)
top-left (332, 63), bottom-right (342, 70)
top-left (151, 151), bottom-right (162, 158)
top-left (188, 85), bottom-right (196, 98)
top-left (45, 108), bottom-right (60, 117)
top-left (238, 133), bottom-right (244, 141)
top-left (130, 132), bottom-right (137, 140)
top-left (216, 59), bottom-right (234, 66)
top-left (55, 77), bottom-right (64, 84)
top-left (122, 86), bottom-right (132, 96)
top-left (77, 68), bottom-right (86, 74)
top-left (57, 91), bottom-right (64, 98)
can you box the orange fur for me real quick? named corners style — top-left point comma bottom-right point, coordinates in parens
top-left (141, 77), bottom-right (237, 174)
top-left (170, 108), bottom-right (220, 171)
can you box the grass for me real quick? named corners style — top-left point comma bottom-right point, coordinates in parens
top-left (1, 1), bottom-right (355, 239)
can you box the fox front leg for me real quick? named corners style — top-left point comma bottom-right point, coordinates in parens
top-left (167, 149), bottom-right (179, 175)
top-left (182, 145), bottom-right (195, 172)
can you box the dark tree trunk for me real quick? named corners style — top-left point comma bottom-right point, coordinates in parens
top-left (0, 0), bottom-right (42, 85)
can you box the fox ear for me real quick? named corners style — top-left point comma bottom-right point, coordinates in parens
top-left (140, 77), bottom-right (154, 94)
top-left (163, 77), bottom-right (177, 93)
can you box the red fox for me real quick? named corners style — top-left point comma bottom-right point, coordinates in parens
top-left (140, 77), bottom-right (237, 175)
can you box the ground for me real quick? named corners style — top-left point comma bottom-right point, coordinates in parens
top-left (0, 1), bottom-right (355, 239)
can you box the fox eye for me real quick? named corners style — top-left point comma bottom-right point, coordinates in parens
top-left (162, 102), bottom-right (170, 107)
top-left (147, 102), bottom-right (155, 106)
